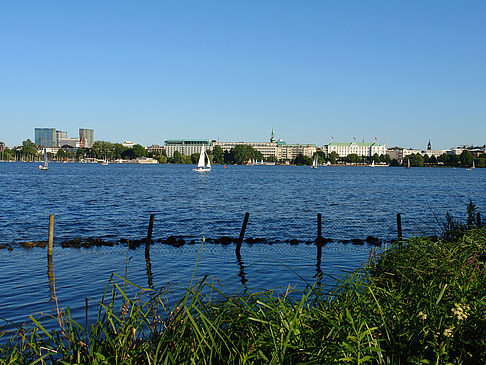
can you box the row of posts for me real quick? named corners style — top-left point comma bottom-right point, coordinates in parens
top-left (46, 211), bottom-right (483, 257)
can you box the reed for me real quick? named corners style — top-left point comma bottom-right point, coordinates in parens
top-left (1, 222), bottom-right (485, 364)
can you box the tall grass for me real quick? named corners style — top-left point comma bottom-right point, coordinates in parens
top-left (1, 224), bottom-right (485, 363)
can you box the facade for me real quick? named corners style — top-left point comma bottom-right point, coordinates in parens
top-left (56, 131), bottom-right (68, 146)
top-left (277, 144), bottom-right (316, 160)
top-left (79, 128), bottom-right (94, 148)
top-left (164, 140), bottom-right (213, 158)
top-left (146, 145), bottom-right (166, 154)
top-left (122, 141), bottom-right (135, 148)
top-left (35, 128), bottom-right (57, 147)
top-left (325, 142), bottom-right (387, 157)
top-left (59, 138), bottom-right (80, 148)
top-left (386, 147), bottom-right (421, 164)
top-left (213, 141), bottom-right (277, 159)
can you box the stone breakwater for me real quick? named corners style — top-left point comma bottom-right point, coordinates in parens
top-left (0, 235), bottom-right (387, 251)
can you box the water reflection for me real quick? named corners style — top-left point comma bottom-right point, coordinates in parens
top-left (145, 251), bottom-right (154, 289)
top-left (315, 244), bottom-right (323, 279)
top-left (47, 255), bottom-right (56, 301)
top-left (235, 251), bottom-right (248, 287)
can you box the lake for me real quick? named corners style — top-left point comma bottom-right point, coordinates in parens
top-left (0, 162), bottom-right (485, 330)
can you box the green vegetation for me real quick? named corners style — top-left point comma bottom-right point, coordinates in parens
top-left (1, 206), bottom-right (485, 363)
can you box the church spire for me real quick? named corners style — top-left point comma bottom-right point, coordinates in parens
top-left (427, 139), bottom-right (431, 151)
top-left (270, 128), bottom-right (276, 143)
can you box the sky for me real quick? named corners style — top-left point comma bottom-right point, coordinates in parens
top-left (1, 1), bottom-right (485, 150)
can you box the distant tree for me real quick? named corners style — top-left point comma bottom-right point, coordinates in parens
top-left (460, 150), bottom-right (473, 167)
top-left (294, 154), bottom-right (312, 165)
top-left (477, 158), bottom-right (486, 168)
top-left (390, 158), bottom-right (400, 166)
top-left (266, 155), bottom-right (278, 163)
top-left (405, 153), bottom-right (424, 167)
top-left (423, 154), bottom-right (430, 164)
top-left (56, 148), bottom-right (66, 160)
top-left (172, 151), bottom-right (181, 164)
top-left (329, 151), bottom-right (338, 164)
top-left (430, 155), bottom-right (437, 165)
top-left (231, 145), bottom-right (261, 165)
top-left (1, 147), bottom-right (13, 161)
top-left (191, 153), bottom-right (200, 164)
top-left (156, 155), bottom-right (168, 164)
top-left (346, 154), bottom-right (360, 164)
top-left (113, 143), bottom-right (126, 159)
top-left (212, 146), bottom-right (224, 164)
top-left (372, 153), bottom-right (380, 163)
top-left (21, 139), bottom-right (38, 156)
top-left (132, 144), bottom-right (147, 158)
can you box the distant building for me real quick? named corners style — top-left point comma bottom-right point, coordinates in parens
top-left (325, 142), bottom-right (387, 157)
top-left (122, 141), bottom-right (136, 148)
top-left (56, 131), bottom-right (68, 147)
top-left (35, 128), bottom-right (57, 147)
top-left (386, 147), bottom-right (421, 164)
top-left (214, 141), bottom-right (278, 159)
top-left (164, 140), bottom-right (213, 158)
top-left (79, 128), bottom-right (94, 148)
top-left (0, 141), bottom-right (5, 151)
top-left (59, 138), bottom-right (80, 148)
top-left (146, 145), bottom-right (166, 154)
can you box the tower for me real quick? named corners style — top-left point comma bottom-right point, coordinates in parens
top-left (270, 128), bottom-right (276, 143)
top-left (427, 139), bottom-right (431, 151)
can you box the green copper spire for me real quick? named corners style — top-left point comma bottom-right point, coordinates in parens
top-left (270, 128), bottom-right (276, 143)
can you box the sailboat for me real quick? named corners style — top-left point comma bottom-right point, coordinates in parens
top-left (193, 146), bottom-right (211, 172)
top-left (38, 148), bottom-right (48, 170)
top-left (370, 160), bottom-right (375, 167)
top-left (467, 160), bottom-right (475, 170)
top-left (406, 159), bottom-right (411, 169)
top-left (101, 154), bottom-right (108, 165)
top-left (311, 154), bottom-right (318, 168)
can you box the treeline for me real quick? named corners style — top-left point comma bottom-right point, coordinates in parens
top-left (395, 150), bottom-right (486, 167)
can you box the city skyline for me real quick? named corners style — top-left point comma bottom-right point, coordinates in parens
top-left (1, 1), bottom-right (485, 149)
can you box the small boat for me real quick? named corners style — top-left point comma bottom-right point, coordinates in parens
top-left (406, 159), bottom-right (411, 169)
top-left (370, 160), bottom-right (375, 167)
top-left (311, 154), bottom-right (318, 168)
top-left (193, 146), bottom-right (211, 172)
top-left (101, 154), bottom-right (108, 165)
top-left (39, 148), bottom-right (48, 170)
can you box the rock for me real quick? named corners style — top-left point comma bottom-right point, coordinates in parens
top-left (365, 236), bottom-right (380, 245)
top-left (351, 239), bottom-right (365, 245)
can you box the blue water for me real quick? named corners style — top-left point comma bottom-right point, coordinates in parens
top-left (0, 162), bottom-right (485, 330)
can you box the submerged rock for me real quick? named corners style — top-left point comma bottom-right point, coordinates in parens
top-left (365, 236), bottom-right (380, 245)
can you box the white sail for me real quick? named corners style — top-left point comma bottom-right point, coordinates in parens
top-left (197, 146), bottom-right (206, 168)
top-left (206, 152), bottom-right (211, 168)
top-left (39, 147), bottom-right (48, 170)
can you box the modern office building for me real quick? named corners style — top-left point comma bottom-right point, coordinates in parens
top-left (58, 138), bottom-right (80, 148)
top-left (386, 147), bottom-right (421, 164)
top-left (56, 131), bottom-right (68, 146)
top-left (164, 140), bottom-right (213, 157)
top-left (79, 128), bottom-right (94, 148)
top-left (35, 128), bottom-right (57, 147)
top-left (325, 142), bottom-right (387, 157)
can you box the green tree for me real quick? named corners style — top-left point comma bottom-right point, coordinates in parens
top-left (191, 153), bottom-right (200, 164)
top-left (21, 139), bottom-right (38, 158)
top-left (113, 143), bottom-right (127, 159)
top-left (266, 155), bottom-right (278, 163)
top-left (56, 148), bottom-right (67, 160)
top-left (173, 151), bottom-right (183, 164)
top-left (346, 154), bottom-right (360, 164)
top-left (404, 154), bottom-right (424, 167)
top-left (477, 158), bottom-right (486, 168)
top-left (212, 145), bottom-right (224, 164)
top-left (460, 150), bottom-right (473, 167)
top-left (132, 144), bottom-right (147, 158)
top-left (329, 151), bottom-right (338, 164)
top-left (294, 154), bottom-right (312, 165)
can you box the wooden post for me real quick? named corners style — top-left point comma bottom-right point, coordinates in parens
top-left (396, 213), bottom-right (402, 244)
top-left (317, 213), bottom-right (322, 240)
top-left (146, 214), bottom-right (155, 255)
top-left (477, 212), bottom-right (481, 227)
top-left (236, 212), bottom-right (250, 255)
top-left (48, 214), bottom-right (54, 256)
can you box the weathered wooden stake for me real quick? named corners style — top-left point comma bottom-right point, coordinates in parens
top-left (396, 213), bottom-right (402, 244)
top-left (236, 212), bottom-right (250, 255)
top-left (146, 214), bottom-right (155, 255)
top-left (477, 212), bottom-right (481, 227)
top-left (48, 214), bottom-right (54, 255)
top-left (317, 213), bottom-right (322, 239)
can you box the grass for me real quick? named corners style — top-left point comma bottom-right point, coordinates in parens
top-left (1, 222), bottom-right (485, 364)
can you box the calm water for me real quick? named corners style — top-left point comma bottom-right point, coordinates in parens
top-left (0, 162), bottom-right (485, 330)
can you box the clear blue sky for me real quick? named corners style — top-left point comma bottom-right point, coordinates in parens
top-left (1, 1), bottom-right (485, 149)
